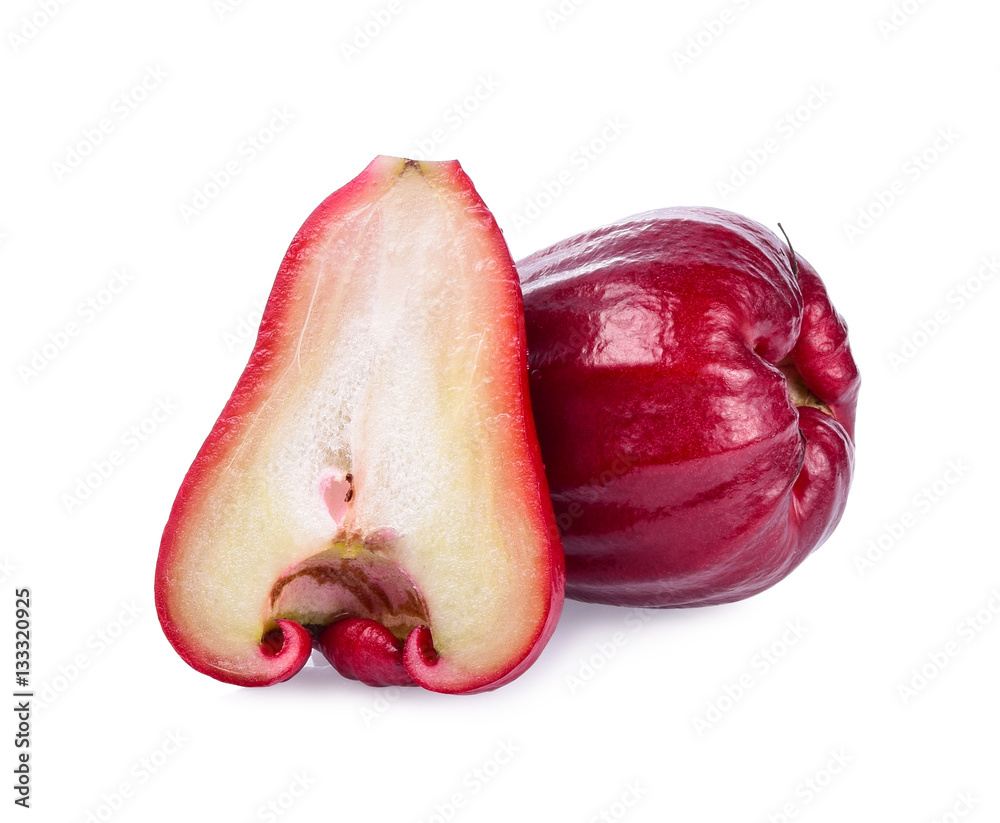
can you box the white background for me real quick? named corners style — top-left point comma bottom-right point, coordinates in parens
top-left (4, 0), bottom-right (999, 821)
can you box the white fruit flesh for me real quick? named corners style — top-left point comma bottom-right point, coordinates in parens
top-left (164, 159), bottom-right (548, 685)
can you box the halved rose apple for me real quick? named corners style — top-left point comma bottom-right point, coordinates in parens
top-left (155, 157), bottom-right (564, 692)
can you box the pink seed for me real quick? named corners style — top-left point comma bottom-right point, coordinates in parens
top-left (322, 476), bottom-right (352, 524)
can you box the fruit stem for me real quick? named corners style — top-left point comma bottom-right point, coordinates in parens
top-left (777, 222), bottom-right (799, 278)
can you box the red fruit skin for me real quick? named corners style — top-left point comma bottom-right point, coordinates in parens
top-left (518, 207), bottom-right (859, 607)
top-left (155, 157), bottom-right (564, 691)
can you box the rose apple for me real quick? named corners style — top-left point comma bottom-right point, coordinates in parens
top-left (156, 157), bottom-right (564, 692)
top-left (518, 207), bottom-right (859, 607)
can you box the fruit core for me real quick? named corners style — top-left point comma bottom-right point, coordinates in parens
top-left (268, 539), bottom-right (430, 644)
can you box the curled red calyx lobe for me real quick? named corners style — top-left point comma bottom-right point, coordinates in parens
top-left (788, 255), bottom-right (860, 440)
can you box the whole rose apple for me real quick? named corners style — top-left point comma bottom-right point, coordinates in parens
top-left (518, 207), bottom-right (859, 607)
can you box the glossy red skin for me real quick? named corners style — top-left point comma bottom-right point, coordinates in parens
top-left (518, 207), bottom-right (859, 607)
top-left (155, 157), bottom-right (565, 690)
